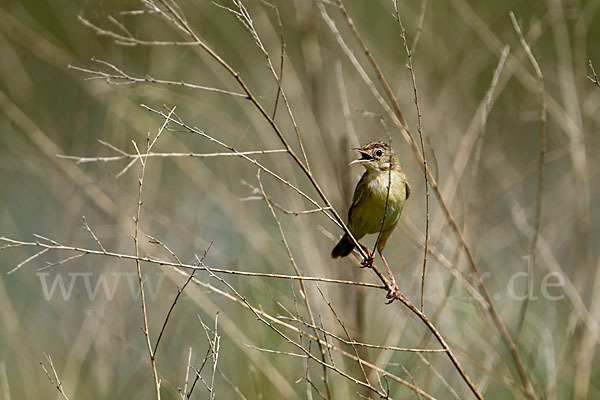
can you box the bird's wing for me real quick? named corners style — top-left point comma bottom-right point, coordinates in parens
top-left (348, 172), bottom-right (368, 220)
top-left (405, 179), bottom-right (411, 200)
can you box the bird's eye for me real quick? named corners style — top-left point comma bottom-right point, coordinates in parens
top-left (375, 149), bottom-right (383, 157)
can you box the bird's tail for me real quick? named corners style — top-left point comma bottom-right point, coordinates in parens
top-left (331, 234), bottom-right (355, 258)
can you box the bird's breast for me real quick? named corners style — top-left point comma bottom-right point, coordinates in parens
top-left (349, 170), bottom-right (407, 236)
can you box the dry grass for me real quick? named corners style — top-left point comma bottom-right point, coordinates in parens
top-left (1, 0), bottom-right (600, 399)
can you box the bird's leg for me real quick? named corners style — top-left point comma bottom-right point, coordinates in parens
top-left (359, 244), bottom-right (374, 268)
top-left (379, 249), bottom-right (401, 300)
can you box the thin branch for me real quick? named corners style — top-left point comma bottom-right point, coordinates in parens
top-left (277, 313), bottom-right (447, 353)
top-left (133, 108), bottom-right (176, 400)
top-left (216, 367), bottom-right (248, 400)
top-left (510, 12), bottom-right (546, 350)
top-left (107, 13), bottom-right (134, 37)
top-left (37, 252), bottom-right (86, 272)
top-left (7, 247), bottom-right (50, 275)
top-left (0, 236), bottom-right (385, 289)
top-left (180, 347), bottom-right (193, 400)
top-left (69, 60), bottom-right (247, 97)
top-left (334, 61), bottom-right (359, 145)
top-left (315, 285), bottom-right (370, 385)
top-left (141, 104), bottom-right (340, 228)
top-left (79, 13), bottom-right (200, 46)
top-left (410, 0), bottom-right (428, 54)
top-left (116, 157), bottom-right (138, 179)
top-left (58, 149), bottom-right (287, 164)
top-left (217, 0), bottom-right (311, 170)
top-left (153, 242), bottom-right (212, 356)
top-left (241, 342), bottom-right (307, 358)
top-left (209, 312), bottom-right (220, 400)
top-left (240, 179), bottom-right (332, 215)
top-left (147, 235), bottom-right (184, 265)
top-left (185, 320), bottom-right (213, 398)
top-left (587, 60), bottom-right (600, 87)
top-left (82, 216), bottom-right (107, 253)
top-left (464, 44), bottom-right (510, 248)
top-left (262, 0), bottom-right (286, 119)
top-left (416, 353), bottom-right (460, 400)
top-left (393, 2), bottom-right (430, 312)
top-left (40, 353), bottom-right (70, 400)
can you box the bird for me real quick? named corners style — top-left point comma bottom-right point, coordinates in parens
top-left (331, 141), bottom-right (410, 299)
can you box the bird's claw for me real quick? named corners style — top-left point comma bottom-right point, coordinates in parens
top-left (360, 256), bottom-right (374, 269)
top-left (385, 284), bottom-right (401, 303)
top-left (359, 245), bottom-right (374, 268)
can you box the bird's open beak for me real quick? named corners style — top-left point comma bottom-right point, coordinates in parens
top-left (349, 148), bottom-right (373, 165)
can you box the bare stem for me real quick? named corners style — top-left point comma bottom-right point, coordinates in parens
top-left (393, 1), bottom-right (430, 313)
top-left (132, 107), bottom-right (176, 399)
top-left (587, 60), bottom-right (600, 87)
top-left (40, 353), bottom-right (70, 400)
top-left (510, 13), bottom-right (546, 356)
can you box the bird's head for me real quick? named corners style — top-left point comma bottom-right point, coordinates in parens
top-left (349, 142), bottom-right (398, 172)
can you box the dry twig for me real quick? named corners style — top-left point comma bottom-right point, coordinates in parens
top-left (393, 1), bottom-right (430, 313)
top-left (588, 60), bottom-right (600, 87)
top-left (509, 12), bottom-right (547, 352)
top-left (40, 353), bottom-right (70, 400)
top-left (132, 107), bottom-right (176, 400)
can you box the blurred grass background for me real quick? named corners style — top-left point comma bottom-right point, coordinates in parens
top-left (1, 0), bottom-right (599, 398)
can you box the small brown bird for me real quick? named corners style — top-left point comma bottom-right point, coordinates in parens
top-left (332, 142), bottom-right (409, 298)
